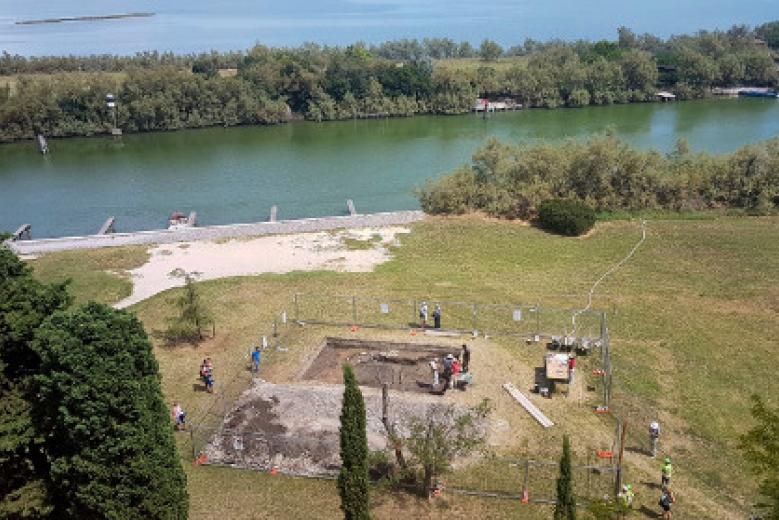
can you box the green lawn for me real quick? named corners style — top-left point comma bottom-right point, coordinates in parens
top-left (29, 216), bottom-right (779, 519)
top-left (30, 245), bottom-right (148, 306)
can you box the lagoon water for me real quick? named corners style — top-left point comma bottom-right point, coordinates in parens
top-left (0, 0), bottom-right (775, 56)
top-left (1, 98), bottom-right (778, 238)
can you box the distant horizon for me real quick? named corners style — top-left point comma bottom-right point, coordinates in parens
top-left (0, 0), bottom-right (776, 56)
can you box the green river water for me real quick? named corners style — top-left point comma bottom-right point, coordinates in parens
top-left (1, 98), bottom-right (778, 238)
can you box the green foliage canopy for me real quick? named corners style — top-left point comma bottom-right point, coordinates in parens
top-left (33, 302), bottom-right (188, 520)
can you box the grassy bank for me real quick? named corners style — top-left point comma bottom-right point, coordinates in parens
top-left (28, 216), bottom-right (779, 518)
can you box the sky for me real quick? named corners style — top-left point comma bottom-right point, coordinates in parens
top-left (0, 0), bottom-right (776, 55)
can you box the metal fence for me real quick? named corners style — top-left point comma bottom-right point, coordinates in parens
top-left (293, 293), bottom-right (605, 342)
top-left (446, 456), bottom-right (618, 505)
top-left (292, 292), bottom-right (612, 408)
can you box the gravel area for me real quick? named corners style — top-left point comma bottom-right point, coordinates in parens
top-left (8, 210), bottom-right (425, 255)
top-left (204, 381), bottom-right (476, 476)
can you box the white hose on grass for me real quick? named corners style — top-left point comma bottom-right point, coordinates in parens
top-left (572, 220), bottom-right (647, 333)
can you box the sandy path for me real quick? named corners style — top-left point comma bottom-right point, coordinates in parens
top-left (114, 226), bottom-right (410, 309)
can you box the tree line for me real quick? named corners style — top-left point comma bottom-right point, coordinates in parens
top-left (1, 21), bottom-right (778, 141)
top-left (417, 136), bottom-right (779, 218)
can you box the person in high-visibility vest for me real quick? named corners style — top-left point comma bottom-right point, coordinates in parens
top-left (618, 484), bottom-right (635, 508)
top-left (661, 457), bottom-right (673, 486)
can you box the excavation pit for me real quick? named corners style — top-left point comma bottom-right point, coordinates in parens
top-left (301, 337), bottom-right (463, 393)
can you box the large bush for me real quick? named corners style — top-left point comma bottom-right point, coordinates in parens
top-left (416, 136), bottom-right (779, 218)
top-left (34, 303), bottom-right (188, 519)
top-left (537, 199), bottom-right (596, 236)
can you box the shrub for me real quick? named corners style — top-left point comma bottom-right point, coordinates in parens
top-left (537, 199), bottom-right (596, 236)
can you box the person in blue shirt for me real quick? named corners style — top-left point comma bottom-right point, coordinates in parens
top-left (251, 346), bottom-right (261, 373)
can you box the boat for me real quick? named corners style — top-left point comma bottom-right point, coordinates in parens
top-left (738, 88), bottom-right (778, 98)
top-left (168, 212), bottom-right (191, 230)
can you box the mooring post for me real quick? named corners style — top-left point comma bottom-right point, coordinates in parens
top-left (269, 205), bottom-right (278, 223)
top-left (382, 383), bottom-right (389, 430)
top-left (615, 420), bottom-right (628, 497)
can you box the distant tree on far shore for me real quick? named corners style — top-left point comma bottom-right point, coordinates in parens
top-left (479, 39), bottom-right (503, 61)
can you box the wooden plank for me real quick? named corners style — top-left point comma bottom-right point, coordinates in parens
top-left (502, 382), bottom-right (554, 428)
top-left (97, 217), bottom-right (116, 235)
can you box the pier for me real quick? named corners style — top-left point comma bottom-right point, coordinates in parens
top-left (5, 211), bottom-right (425, 256)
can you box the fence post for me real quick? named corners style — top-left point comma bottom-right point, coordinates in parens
top-left (293, 293), bottom-right (299, 322)
top-left (190, 427), bottom-right (196, 460)
top-left (472, 303), bottom-right (478, 332)
top-left (535, 303), bottom-right (540, 337)
top-left (412, 299), bottom-right (417, 324)
top-left (352, 296), bottom-right (357, 325)
top-left (382, 383), bottom-right (389, 430)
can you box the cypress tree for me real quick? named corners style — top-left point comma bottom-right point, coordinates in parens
top-left (338, 364), bottom-right (370, 520)
top-left (554, 435), bottom-right (576, 520)
top-left (33, 302), bottom-right (188, 519)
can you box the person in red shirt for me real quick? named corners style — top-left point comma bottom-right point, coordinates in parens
top-left (568, 355), bottom-right (576, 384)
top-left (451, 358), bottom-right (461, 389)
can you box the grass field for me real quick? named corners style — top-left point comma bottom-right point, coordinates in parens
top-left (29, 216), bottom-right (779, 519)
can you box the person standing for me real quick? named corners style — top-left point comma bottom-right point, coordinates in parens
top-left (429, 358), bottom-right (439, 389)
top-left (461, 344), bottom-right (470, 373)
top-left (419, 301), bottom-right (429, 328)
top-left (171, 402), bottom-right (186, 430)
top-left (442, 354), bottom-right (454, 392)
top-left (661, 457), bottom-right (673, 487)
top-left (251, 346), bottom-right (261, 373)
top-left (451, 357), bottom-right (461, 389)
top-left (433, 304), bottom-right (442, 329)
top-left (649, 421), bottom-right (660, 457)
top-left (567, 355), bottom-right (577, 384)
top-left (659, 487), bottom-right (675, 519)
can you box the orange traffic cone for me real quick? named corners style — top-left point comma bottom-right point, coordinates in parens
top-left (269, 466), bottom-right (279, 476)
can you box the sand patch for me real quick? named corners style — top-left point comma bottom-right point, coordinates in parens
top-left (114, 226), bottom-right (410, 308)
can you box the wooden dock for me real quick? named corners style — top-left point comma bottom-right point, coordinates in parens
top-left (5, 210), bottom-right (425, 256)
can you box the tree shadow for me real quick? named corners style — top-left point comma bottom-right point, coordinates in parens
top-left (638, 505), bottom-right (660, 518)
top-left (626, 446), bottom-right (652, 457)
top-left (192, 383), bottom-right (207, 392)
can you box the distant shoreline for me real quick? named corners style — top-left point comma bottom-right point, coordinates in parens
top-left (15, 12), bottom-right (154, 26)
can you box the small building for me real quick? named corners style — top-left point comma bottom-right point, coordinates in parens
top-left (655, 91), bottom-right (676, 102)
top-left (473, 98), bottom-right (522, 112)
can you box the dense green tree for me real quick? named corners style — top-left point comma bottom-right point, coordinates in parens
top-left (338, 364), bottom-right (370, 520)
top-left (0, 248), bottom-right (70, 519)
top-left (418, 135), bottom-right (779, 218)
top-left (164, 273), bottom-right (213, 344)
top-left (2, 21), bottom-right (779, 141)
top-left (740, 395), bottom-right (779, 520)
top-left (33, 302), bottom-right (188, 520)
top-left (479, 39), bottom-right (503, 61)
top-left (756, 21), bottom-right (779, 48)
top-left (554, 435), bottom-right (576, 520)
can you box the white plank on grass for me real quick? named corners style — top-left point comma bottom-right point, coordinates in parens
top-left (502, 382), bottom-right (554, 428)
